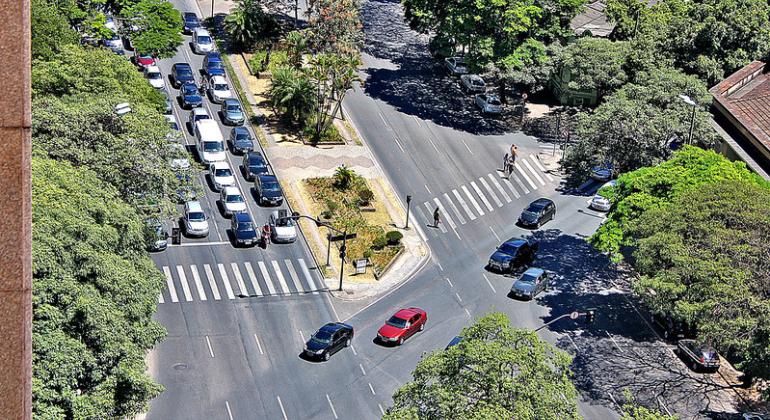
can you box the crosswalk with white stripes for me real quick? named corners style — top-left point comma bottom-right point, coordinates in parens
top-left (416, 154), bottom-right (556, 235)
top-left (158, 258), bottom-right (324, 304)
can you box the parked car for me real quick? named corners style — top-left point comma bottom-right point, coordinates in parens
top-left (254, 175), bottom-right (283, 206)
top-left (178, 81), bottom-right (203, 108)
top-left (304, 322), bottom-right (354, 361)
top-left (220, 98), bottom-right (245, 125)
top-left (460, 74), bottom-right (486, 93)
top-left (159, 89), bottom-right (173, 115)
top-left (188, 107), bottom-right (210, 127)
top-left (487, 238), bottom-right (537, 274)
top-left (104, 16), bottom-right (117, 32)
top-left (743, 413), bottom-right (767, 420)
top-left (167, 143), bottom-right (191, 170)
top-left (589, 180), bottom-right (616, 212)
top-left (677, 339), bottom-right (720, 372)
top-left (510, 267), bottom-right (548, 300)
top-left (202, 52), bottom-right (226, 78)
top-left (182, 12), bottom-right (201, 34)
top-left (220, 186), bottom-right (247, 216)
top-left (133, 53), bottom-right (156, 69)
top-left (231, 212), bottom-right (258, 247)
top-left (209, 161), bottom-right (235, 191)
top-left (228, 127), bottom-right (254, 154)
top-left (445, 336), bottom-right (463, 349)
top-left (428, 36), bottom-right (456, 59)
top-left (377, 308), bottom-right (427, 346)
top-left (269, 210), bottom-right (297, 243)
top-left (144, 218), bottom-right (169, 251)
top-left (192, 28), bottom-right (214, 54)
top-left (590, 162), bottom-right (614, 182)
top-left (445, 57), bottom-right (468, 76)
top-left (651, 314), bottom-right (697, 341)
top-left (144, 65), bottom-right (165, 89)
top-left (242, 151), bottom-right (269, 181)
top-left (475, 94), bottom-right (502, 115)
top-left (183, 201), bottom-right (209, 237)
top-left (518, 198), bottom-right (556, 228)
top-left (175, 172), bottom-right (197, 203)
top-left (207, 75), bottom-right (232, 103)
top-left (171, 63), bottom-right (196, 88)
top-left (165, 114), bottom-right (181, 137)
top-left (103, 32), bottom-right (124, 54)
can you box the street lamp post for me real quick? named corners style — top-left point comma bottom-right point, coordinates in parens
top-left (534, 309), bottom-right (597, 332)
top-left (678, 94), bottom-right (697, 145)
top-left (211, 0), bottom-right (214, 20)
top-left (291, 212), bottom-right (350, 291)
top-left (405, 195), bottom-right (412, 229)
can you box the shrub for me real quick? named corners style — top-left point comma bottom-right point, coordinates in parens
top-left (333, 165), bottom-right (355, 190)
top-left (320, 209), bottom-right (333, 220)
top-left (325, 198), bottom-right (339, 214)
top-left (385, 230), bottom-right (403, 245)
top-left (302, 116), bottom-right (344, 143)
top-left (371, 235), bottom-right (388, 250)
top-left (357, 188), bottom-right (374, 206)
top-left (250, 49), bottom-right (290, 73)
top-left (363, 249), bottom-right (372, 259)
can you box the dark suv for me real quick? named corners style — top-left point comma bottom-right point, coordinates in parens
top-left (518, 198), bottom-right (556, 228)
top-left (304, 322), bottom-right (354, 361)
top-left (230, 212), bottom-right (258, 247)
top-left (202, 52), bottom-right (226, 78)
top-left (242, 151), bottom-right (268, 180)
top-left (228, 127), bottom-right (254, 154)
top-left (182, 12), bottom-right (201, 34)
top-left (171, 63), bottom-right (196, 88)
top-left (677, 339), bottom-right (720, 372)
top-left (487, 238), bottom-right (537, 274)
top-left (651, 314), bottom-right (697, 341)
top-left (255, 174), bottom-right (283, 206)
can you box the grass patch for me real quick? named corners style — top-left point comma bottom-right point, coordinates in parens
top-left (220, 52), bottom-right (270, 147)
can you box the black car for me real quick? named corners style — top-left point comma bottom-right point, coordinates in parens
top-left (202, 52), bottom-right (226, 78)
top-left (255, 175), bottom-right (283, 206)
top-left (243, 152), bottom-right (268, 181)
top-left (487, 238), bottom-right (538, 274)
top-left (230, 212), bottom-right (258, 247)
top-left (182, 12), bottom-right (201, 34)
top-left (304, 322), bottom-right (354, 361)
top-left (651, 314), bottom-right (697, 341)
top-left (178, 81), bottom-right (203, 109)
top-left (228, 127), bottom-right (254, 154)
top-left (518, 198), bottom-right (556, 228)
top-left (171, 63), bottom-right (196, 88)
top-left (677, 339), bottom-right (720, 372)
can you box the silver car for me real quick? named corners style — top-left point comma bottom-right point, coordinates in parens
top-left (445, 57), bottom-right (468, 76)
top-left (510, 267), bottom-right (548, 300)
top-left (460, 74), bottom-right (486, 93)
top-left (269, 210), bottom-right (297, 243)
top-left (589, 180), bottom-right (616, 212)
top-left (475, 94), bottom-right (502, 115)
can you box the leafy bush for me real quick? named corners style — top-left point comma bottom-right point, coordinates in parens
top-left (250, 50), bottom-right (289, 73)
top-left (320, 209), bottom-right (333, 220)
top-left (357, 188), bottom-right (374, 206)
top-left (268, 66), bottom-right (315, 124)
top-left (385, 230), bottom-right (403, 245)
top-left (363, 249), bottom-right (372, 259)
top-left (302, 117), bottom-right (344, 143)
top-left (325, 198), bottom-right (339, 214)
top-left (371, 235), bottom-right (388, 250)
top-left (333, 165), bottom-right (355, 190)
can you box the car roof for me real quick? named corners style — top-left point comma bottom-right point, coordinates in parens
top-left (194, 28), bottom-right (210, 36)
top-left (184, 12), bottom-right (198, 18)
top-left (210, 161), bottom-right (230, 169)
top-left (222, 186), bottom-right (240, 195)
top-left (319, 322), bottom-right (351, 334)
top-left (146, 65), bottom-right (160, 72)
top-left (232, 126), bottom-right (250, 135)
top-left (223, 98), bottom-right (239, 105)
top-left (192, 108), bottom-right (209, 116)
top-left (174, 62), bottom-right (192, 69)
top-left (259, 174), bottom-right (277, 182)
top-left (503, 238), bottom-right (527, 247)
top-left (530, 198), bottom-right (553, 207)
top-left (207, 51), bottom-right (222, 59)
top-left (394, 308), bottom-right (424, 319)
top-left (211, 75), bottom-right (227, 84)
top-left (234, 212), bottom-right (252, 222)
top-left (523, 267), bottom-right (545, 277)
top-left (247, 151), bottom-right (265, 161)
top-left (186, 201), bottom-right (203, 212)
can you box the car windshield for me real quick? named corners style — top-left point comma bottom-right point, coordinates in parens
top-left (226, 104), bottom-right (241, 111)
top-left (527, 203), bottom-right (546, 212)
top-left (214, 168), bottom-right (232, 177)
top-left (188, 211), bottom-right (205, 221)
top-left (208, 62), bottom-right (224, 69)
top-left (203, 141), bottom-right (224, 152)
top-left (499, 243), bottom-right (520, 255)
top-left (214, 83), bottom-right (228, 91)
top-left (237, 222), bottom-right (254, 232)
top-left (275, 217), bottom-right (294, 227)
top-left (226, 194), bottom-right (244, 203)
top-left (519, 273), bottom-right (538, 283)
top-left (197, 36), bottom-right (212, 44)
top-left (471, 78), bottom-right (484, 86)
top-left (312, 331), bottom-right (333, 344)
top-left (147, 72), bottom-right (162, 79)
top-left (488, 98), bottom-right (501, 106)
top-left (177, 68), bottom-right (193, 76)
top-left (262, 181), bottom-right (280, 192)
top-left (194, 115), bottom-right (210, 122)
top-left (386, 316), bottom-right (408, 329)
top-left (182, 85), bottom-right (198, 94)
top-left (169, 122), bottom-right (179, 131)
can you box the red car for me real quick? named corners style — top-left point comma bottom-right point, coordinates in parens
top-left (377, 308), bottom-right (427, 345)
top-left (133, 54), bottom-right (156, 68)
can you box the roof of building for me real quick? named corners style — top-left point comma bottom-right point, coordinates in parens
top-left (709, 61), bottom-right (770, 152)
top-left (570, 1), bottom-right (614, 37)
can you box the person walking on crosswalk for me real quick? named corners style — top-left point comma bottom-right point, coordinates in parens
top-left (433, 207), bottom-right (441, 228)
top-left (503, 152), bottom-right (510, 175)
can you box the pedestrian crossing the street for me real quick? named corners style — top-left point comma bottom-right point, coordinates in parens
top-left (157, 258), bottom-right (325, 304)
top-left (415, 154), bottom-right (558, 236)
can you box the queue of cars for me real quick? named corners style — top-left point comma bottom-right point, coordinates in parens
top-left (442, 56), bottom-right (502, 115)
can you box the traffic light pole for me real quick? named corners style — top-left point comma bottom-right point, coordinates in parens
top-left (339, 228), bottom-right (347, 291)
top-left (289, 212), bottom-right (349, 291)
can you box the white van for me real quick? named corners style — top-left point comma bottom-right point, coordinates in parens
top-left (194, 119), bottom-right (226, 163)
top-left (192, 28), bottom-right (214, 54)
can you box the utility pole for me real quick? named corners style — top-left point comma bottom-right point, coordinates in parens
top-left (338, 228), bottom-right (347, 291)
top-left (405, 195), bottom-right (412, 229)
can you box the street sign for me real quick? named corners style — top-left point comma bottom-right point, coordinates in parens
top-left (354, 259), bottom-right (367, 274)
top-left (328, 233), bottom-right (357, 242)
top-left (569, 311), bottom-right (579, 320)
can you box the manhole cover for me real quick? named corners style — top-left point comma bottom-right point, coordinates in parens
top-left (172, 363), bottom-right (188, 371)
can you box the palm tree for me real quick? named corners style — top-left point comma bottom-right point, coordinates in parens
top-left (333, 165), bottom-right (355, 190)
top-left (268, 66), bottom-right (316, 124)
top-left (285, 30), bottom-right (308, 68)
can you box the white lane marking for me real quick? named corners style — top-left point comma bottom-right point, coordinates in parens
top-left (501, 177), bottom-right (521, 199)
top-left (446, 277), bottom-right (454, 287)
top-left (175, 266), bottom-right (193, 302)
top-left (423, 202), bottom-right (447, 233)
top-left (487, 174), bottom-right (511, 203)
top-left (460, 137), bottom-right (473, 154)
top-left (442, 192), bottom-right (466, 224)
top-left (425, 132), bottom-right (441, 154)
top-left (225, 401), bottom-right (234, 420)
top-left (511, 172), bottom-right (530, 194)
top-left (432, 197), bottom-right (457, 230)
top-left (522, 158), bottom-right (546, 186)
top-left (437, 261), bottom-right (444, 271)
top-left (204, 264), bottom-right (221, 300)
top-left (298, 329), bottom-right (306, 343)
top-left (276, 396), bottom-right (288, 420)
top-left (515, 163), bottom-right (538, 190)
top-left (378, 404), bottom-right (385, 415)
top-left (359, 364), bottom-right (366, 376)
top-left (461, 185), bottom-right (484, 216)
top-left (158, 292), bottom-right (164, 304)
top-left (530, 155), bottom-right (554, 181)
top-left (172, 241), bottom-right (231, 247)
top-left (205, 336), bottom-right (215, 357)
top-left (452, 189), bottom-right (476, 220)
top-left (217, 263), bottom-right (236, 299)
top-left (478, 177), bottom-right (503, 208)
top-left (489, 226), bottom-right (501, 243)
top-left (231, 263), bottom-right (249, 297)
top-left (464, 308), bottom-right (471, 317)
top-left (482, 273), bottom-right (496, 293)
top-left (298, 259), bottom-right (319, 293)
top-left (190, 265), bottom-right (207, 301)
top-left (455, 292), bottom-right (463, 303)
top-left (244, 262), bottom-right (263, 296)
top-left (350, 344), bottom-right (357, 355)
top-left (378, 111), bottom-right (391, 129)
top-left (393, 136), bottom-right (406, 153)
top-left (368, 383), bottom-right (376, 395)
top-left (607, 331), bottom-right (624, 352)
top-left (424, 184), bottom-right (431, 194)
top-left (271, 260), bottom-right (290, 294)
top-left (258, 261), bottom-right (277, 295)
top-left (254, 333), bottom-right (264, 355)
top-left (470, 181), bottom-right (494, 211)
top-left (163, 266), bottom-right (179, 303)
top-left (284, 260), bottom-right (304, 293)
top-left (326, 394), bottom-right (339, 419)
top-left (566, 334), bottom-right (580, 352)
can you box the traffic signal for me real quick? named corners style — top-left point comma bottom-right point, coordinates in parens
top-left (339, 244), bottom-right (347, 259)
top-left (585, 309), bottom-right (596, 324)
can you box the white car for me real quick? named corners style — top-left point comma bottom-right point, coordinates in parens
top-left (183, 201), bottom-right (209, 237)
top-left (589, 180), bottom-right (616, 212)
top-left (167, 143), bottom-right (191, 170)
top-left (188, 107), bottom-right (211, 127)
top-left (104, 16), bottom-right (117, 32)
top-left (220, 186), bottom-right (247, 216)
top-left (144, 65), bottom-right (165, 89)
top-left (209, 161), bottom-right (235, 191)
top-left (207, 76), bottom-right (232, 103)
top-left (475, 94), bottom-right (502, 115)
top-left (460, 74), bottom-right (486, 93)
top-left (269, 210), bottom-right (297, 243)
top-left (445, 56), bottom-right (468, 76)
top-left (192, 28), bottom-right (214, 54)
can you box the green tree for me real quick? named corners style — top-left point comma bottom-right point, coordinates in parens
top-left (621, 404), bottom-right (678, 420)
top-left (384, 313), bottom-right (580, 420)
top-left (31, 0), bottom-right (78, 60)
top-left (31, 156), bottom-right (166, 419)
top-left (306, 53), bottom-right (360, 138)
top-left (268, 66), bottom-right (316, 124)
top-left (306, 0), bottom-right (364, 55)
top-left (285, 30), bottom-right (309, 68)
top-left (554, 37), bottom-right (631, 98)
top-left (120, 0), bottom-right (183, 57)
top-left (333, 164), bottom-right (355, 189)
top-left (224, 0), bottom-right (280, 52)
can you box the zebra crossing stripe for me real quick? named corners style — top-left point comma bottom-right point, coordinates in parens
top-left (298, 258), bottom-right (319, 293)
top-left (515, 163), bottom-right (538, 190)
top-left (511, 172), bottom-right (530, 194)
top-left (470, 181), bottom-right (494, 211)
top-left (487, 174), bottom-right (511, 203)
top-left (501, 177), bottom-right (521, 199)
top-left (442, 192), bottom-right (466, 224)
top-left (452, 189), bottom-right (476, 220)
top-left (231, 263), bottom-right (249, 297)
top-left (423, 201), bottom-right (447, 233)
top-left (204, 264), bottom-right (221, 300)
top-left (244, 262), bottom-right (263, 296)
top-left (478, 177), bottom-right (503, 208)
top-left (521, 158), bottom-right (546, 186)
top-left (413, 205), bottom-right (435, 236)
top-left (190, 265), bottom-right (207, 301)
top-left (432, 197), bottom-right (457, 229)
top-left (163, 266), bottom-right (178, 303)
top-left (176, 265), bottom-right (193, 302)
top-left (258, 261), bottom-right (277, 295)
top-left (284, 260), bottom-right (304, 293)
top-left (158, 293), bottom-right (164, 304)
top-left (461, 185), bottom-right (484, 216)
top-left (217, 263), bottom-right (236, 299)
top-left (530, 155), bottom-right (554, 181)
top-left (271, 260), bottom-right (290, 294)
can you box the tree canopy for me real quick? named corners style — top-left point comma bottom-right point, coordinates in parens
top-left (119, 0), bottom-right (183, 57)
top-left (384, 312), bottom-right (580, 420)
top-left (31, 0), bottom-right (79, 60)
top-left (554, 37), bottom-right (631, 98)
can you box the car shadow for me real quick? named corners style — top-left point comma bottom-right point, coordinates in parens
top-left (298, 352), bottom-right (325, 363)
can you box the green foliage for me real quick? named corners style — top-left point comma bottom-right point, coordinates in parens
top-left (120, 0), bottom-right (183, 58)
top-left (621, 404), bottom-right (679, 420)
top-left (371, 235), bottom-right (388, 250)
top-left (357, 188), bottom-right (374, 205)
top-left (268, 66), bottom-right (316, 124)
top-left (555, 37), bottom-right (631, 97)
top-left (384, 312), bottom-right (580, 419)
top-left (385, 230), bottom-right (403, 244)
top-left (31, 0), bottom-right (78, 60)
top-left (31, 157), bottom-right (165, 419)
top-left (285, 30), bottom-right (309, 68)
top-left (333, 164), bottom-right (356, 190)
top-left (250, 50), bottom-right (290, 73)
top-left (225, 0), bottom-right (281, 52)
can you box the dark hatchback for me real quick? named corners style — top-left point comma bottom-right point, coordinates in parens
top-left (202, 52), bottom-right (226, 77)
top-left (487, 238), bottom-right (537, 274)
top-left (171, 63), bottom-right (196, 88)
top-left (518, 198), bottom-right (556, 228)
top-left (255, 175), bottom-right (283, 206)
top-left (178, 82), bottom-right (203, 108)
top-left (230, 212), bottom-right (258, 247)
top-left (182, 12), bottom-right (201, 34)
top-left (228, 127), bottom-right (254, 154)
top-left (304, 322), bottom-right (354, 361)
top-left (677, 339), bottom-right (720, 372)
top-left (242, 151), bottom-right (268, 180)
